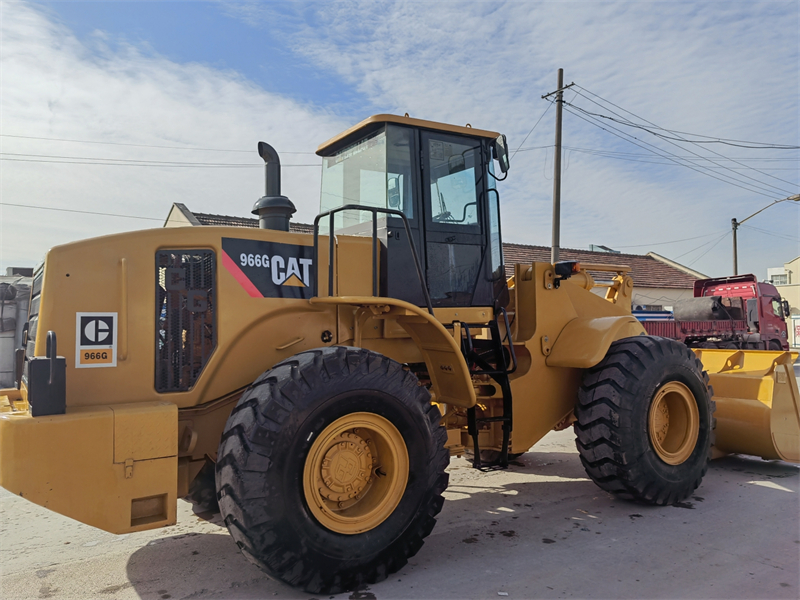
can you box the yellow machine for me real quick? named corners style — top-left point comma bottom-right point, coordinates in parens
top-left (1, 115), bottom-right (798, 594)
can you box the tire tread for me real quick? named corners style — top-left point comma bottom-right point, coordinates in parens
top-left (575, 336), bottom-right (714, 505)
top-left (216, 346), bottom-right (448, 594)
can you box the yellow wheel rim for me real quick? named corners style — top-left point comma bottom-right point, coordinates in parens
top-left (648, 381), bottom-right (700, 465)
top-left (303, 412), bottom-right (409, 535)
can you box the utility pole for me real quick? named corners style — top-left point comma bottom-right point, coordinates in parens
top-left (732, 194), bottom-right (799, 275)
top-left (551, 69), bottom-right (564, 264)
top-left (542, 70), bottom-right (574, 264)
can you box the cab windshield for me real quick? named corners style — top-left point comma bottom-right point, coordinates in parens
top-left (320, 125), bottom-right (413, 233)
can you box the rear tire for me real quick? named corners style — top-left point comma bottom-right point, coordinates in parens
top-left (216, 347), bottom-right (449, 594)
top-left (575, 336), bottom-right (714, 505)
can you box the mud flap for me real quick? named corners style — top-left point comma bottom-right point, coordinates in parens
top-left (694, 349), bottom-right (800, 462)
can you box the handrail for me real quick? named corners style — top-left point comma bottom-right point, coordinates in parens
top-left (312, 205), bottom-right (434, 315)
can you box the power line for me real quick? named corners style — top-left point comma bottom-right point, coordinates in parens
top-left (555, 147), bottom-right (798, 170)
top-left (740, 223), bottom-right (800, 243)
top-left (517, 144), bottom-right (798, 161)
top-left (562, 145), bottom-right (799, 164)
top-left (2, 151), bottom-right (259, 165)
top-left (509, 145), bottom-right (552, 153)
top-left (614, 230), bottom-right (729, 248)
top-left (560, 103), bottom-right (786, 200)
top-left (0, 202), bottom-right (164, 221)
top-left (687, 231), bottom-right (730, 267)
top-left (1, 157), bottom-right (258, 168)
top-left (511, 101), bottom-right (554, 160)
top-left (573, 86), bottom-right (800, 149)
top-left (565, 100), bottom-right (797, 196)
top-left (0, 133), bottom-right (317, 154)
top-left (0, 154), bottom-right (321, 168)
top-left (672, 231), bottom-right (730, 261)
top-left (567, 102), bottom-right (799, 150)
top-left (571, 86), bottom-right (799, 192)
top-left (567, 100), bottom-right (799, 192)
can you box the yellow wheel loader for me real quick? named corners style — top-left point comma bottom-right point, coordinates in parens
top-left (1, 115), bottom-right (798, 594)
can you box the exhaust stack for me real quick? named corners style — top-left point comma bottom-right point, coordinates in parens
top-left (252, 141), bottom-right (296, 231)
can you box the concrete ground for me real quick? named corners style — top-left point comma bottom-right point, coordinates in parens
top-left (1, 428), bottom-right (798, 600)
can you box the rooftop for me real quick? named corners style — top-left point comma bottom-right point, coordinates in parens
top-left (502, 243), bottom-right (701, 289)
top-left (194, 211), bottom-right (314, 234)
top-left (167, 204), bottom-right (702, 290)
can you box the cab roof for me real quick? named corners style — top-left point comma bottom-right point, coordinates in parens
top-left (316, 114), bottom-right (501, 157)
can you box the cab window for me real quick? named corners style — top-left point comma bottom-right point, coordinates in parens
top-left (427, 138), bottom-right (480, 227)
top-left (319, 125), bottom-right (415, 233)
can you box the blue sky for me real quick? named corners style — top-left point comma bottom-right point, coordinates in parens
top-left (1, 1), bottom-right (798, 279)
top-left (34, 1), bottom-right (365, 110)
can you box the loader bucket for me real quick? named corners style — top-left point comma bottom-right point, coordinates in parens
top-left (693, 349), bottom-right (800, 463)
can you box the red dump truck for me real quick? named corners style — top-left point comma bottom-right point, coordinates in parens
top-left (639, 274), bottom-right (790, 350)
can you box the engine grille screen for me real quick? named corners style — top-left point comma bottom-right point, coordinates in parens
top-left (155, 250), bottom-right (216, 393)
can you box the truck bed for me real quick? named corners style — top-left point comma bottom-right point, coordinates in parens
top-left (642, 319), bottom-right (749, 340)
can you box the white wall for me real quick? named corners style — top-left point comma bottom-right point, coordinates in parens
top-left (590, 285), bottom-right (694, 311)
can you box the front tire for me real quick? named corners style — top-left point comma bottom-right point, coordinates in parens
top-left (768, 340), bottom-right (784, 351)
top-left (216, 347), bottom-right (449, 594)
top-left (575, 336), bottom-right (714, 505)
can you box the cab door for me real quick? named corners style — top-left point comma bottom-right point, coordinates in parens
top-left (420, 131), bottom-right (492, 307)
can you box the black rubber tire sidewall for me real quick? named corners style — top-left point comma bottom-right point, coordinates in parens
top-left (575, 336), bottom-right (714, 505)
top-left (616, 343), bottom-right (712, 487)
top-left (216, 346), bottom-right (448, 593)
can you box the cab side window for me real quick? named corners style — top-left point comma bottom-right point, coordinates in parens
top-left (427, 138), bottom-right (480, 227)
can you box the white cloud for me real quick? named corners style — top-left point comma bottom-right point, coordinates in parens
top-left (229, 0), bottom-right (799, 276)
top-left (0, 2), bottom-right (347, 270)
top-left (2, 2), bottom-right (797, 278)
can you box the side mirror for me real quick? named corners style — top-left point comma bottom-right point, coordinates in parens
top-left (492, 134), bottom-right (510, 174)
top-left (782, 299), bottom-right (791, 318)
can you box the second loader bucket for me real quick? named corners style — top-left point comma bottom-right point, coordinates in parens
top-left (693, 349), bottom-right (800, 463)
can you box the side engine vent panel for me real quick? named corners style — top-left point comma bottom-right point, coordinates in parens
top-left (155, 250), bottom-right (216, 393)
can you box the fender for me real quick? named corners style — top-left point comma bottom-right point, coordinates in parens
top-left (546, 315), bottom-right (646, 369)
top-left (310, 296), bottom-right (476, 408)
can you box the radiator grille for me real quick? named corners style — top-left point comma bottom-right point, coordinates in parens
top-left (155, 250), bottom-right (216, 392)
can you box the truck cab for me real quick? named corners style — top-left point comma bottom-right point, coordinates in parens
top-left (695, 275), bottom-right (790, 350)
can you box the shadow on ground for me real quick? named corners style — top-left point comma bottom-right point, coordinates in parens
top-left (125, 451), bottom-right (798, 600)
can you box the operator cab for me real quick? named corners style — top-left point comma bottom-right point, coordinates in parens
top-left (316, 114), bottom-right (510, 309)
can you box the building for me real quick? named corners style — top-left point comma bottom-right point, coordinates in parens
top-left (767, 256), bottom-right (800, 347)
top-left (164, 203), bottom-right (704, 311)
top-left (768, 267), bottom-right (789, 286)
top-left (503, 245), bottom-right (704, 310)
top-left (767, 256), bottom-right (799, 316)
